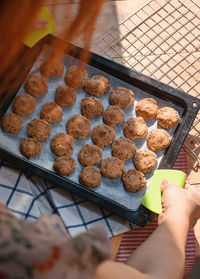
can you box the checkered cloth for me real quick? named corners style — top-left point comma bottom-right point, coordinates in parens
top-left (0, 160), bottom-right (136, 237)
top-left (0, 147), bottom-right (187, 237)
top-left (0, 163), bottom-right (53, 220)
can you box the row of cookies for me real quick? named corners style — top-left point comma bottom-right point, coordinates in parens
top-left (77, 133), bottom-right (157, 192)
top-left (76, 142), bottom-right (154, 193)
top-left (43, 64), bottom-right (147, 192)
top-left (1, 60), bottom-right (179, 194)
top-left (0, 62), bottom-right (81, 133)
top-left (12, 113), bottom-right (149, 193)
top-left (1, 66), bottom-right (179, 135)
top-left (0, 63), bottom-right (125, 191)
top-left (39, 60), bottom-right (177, 130)
top-left (52, 139), bottom-right (147, 193)
top-left (73, 77), bottom-right (176, 192)
top-left (65, 113), bottom-right (172, 155)
top-left (1, 61), bottom-right (75, 158)
top-left (0, 74), bottom-right (49, 134)
top-left (0, 74), bottom-right (118, 133)
top-left (58, 65), bottom-right (176, 191)
top-left (63, 67), bottom-right (178, 192)
top-left (61, 64), bottom-right (180, 133)
top-left (2, 107), bottom-right (167, 193)
top-left (47, 119), bottom-right (157, 193)
top-left (48, 132), bottom-right (146, 193)
top-left (1, 97), bottom-right (171, 192)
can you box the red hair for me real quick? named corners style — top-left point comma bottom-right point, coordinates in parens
top-left (0, 0), bottom-right (104, 96)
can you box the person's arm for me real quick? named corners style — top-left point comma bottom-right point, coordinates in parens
top-left (95, 218), bottom-right (188, 279)
top-left (95, 181), bottom-right (200, 279)
top-left (126, 215), bottom-right (188, 279)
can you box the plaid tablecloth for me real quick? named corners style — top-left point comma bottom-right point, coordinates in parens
top-left (0, 147), bottom-right (187, 237)
top-left (0, 162), bottom-right (137, 238)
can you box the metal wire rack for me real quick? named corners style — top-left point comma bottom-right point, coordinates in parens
top-left (93, 0), bottom-right (200, 164)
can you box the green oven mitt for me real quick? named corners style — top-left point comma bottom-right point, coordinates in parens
top-left (141, 169), bottom-right (186, 214)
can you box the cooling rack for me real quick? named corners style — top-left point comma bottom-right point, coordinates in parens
top-left (94, 0), bottom-right (200, 164)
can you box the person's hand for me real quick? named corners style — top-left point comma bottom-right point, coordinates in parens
top-left (158, 180), bottom-right (200, 229)
top-left (35, 19), bottom-right (48, 29)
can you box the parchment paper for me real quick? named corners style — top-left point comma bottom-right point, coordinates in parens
top-left (0, 55), bottom-right (184, 210)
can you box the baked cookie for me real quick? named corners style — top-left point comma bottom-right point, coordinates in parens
top-left (81, 97), bottom-right (103, 118)
top-left (91, 124), bottom-right (115, 147)
top-left (12, 93), bottom-right (36, 116)
top-left (27, 119), bottom-right (51, 142)
top-left (109, 86), bottom-right (134, 108)
top-left (147, 129), bottom-right (171, 152)
top-left (85, 75), bottom-right (110, 96)
top-left (1, 113), bottom-right (23, 134)
top-left (79, 166), bottom-right (101, 188)
top-left (55, 86), bottom-right (76, 107)
top-left (51, 133), bottom-right (74, 157)
top-left (103, 105), bottom-right (125, 127)
top-left (123, 117), bottom-right (148, 140)
top-left (122, 170), bottom-right (146, 192)
top-left (53, 156), bottom-right (76, 176)
top-left (66, 114), bottom-right (91, 139)
top-left (78, 144), bottom-right (102, 166)
top-left (24, 75), bottom-right (48, 97)
top-left (40, 59), bottom-right (64, 77)
top-left (65, 65), bottom-right (88, 88)
top-left (100, 156), bottom-right (125, 179)
top-left (40, 102), bottom-right (63, 123)
top-left (134, 149), bottom-right (157, 173)
top-left (20, 138), bottom-right (41, 159)
top-left (112, 137), bottom-right (136, 161)
top-left (135, 98), bottom-right (158, 119)
top-left (157, 107), bottom-right (179, 129)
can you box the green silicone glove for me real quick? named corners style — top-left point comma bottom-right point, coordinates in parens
top-left (141, 169), bottom-right (186, 214)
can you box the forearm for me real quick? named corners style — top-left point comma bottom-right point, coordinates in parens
top-left (127, 217), bottom-right (189, 279)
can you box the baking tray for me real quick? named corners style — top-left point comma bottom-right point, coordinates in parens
top-left (0, 35), bottom-right (200, 226)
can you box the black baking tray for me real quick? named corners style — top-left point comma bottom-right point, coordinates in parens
top-left (0, 35), bottom-right (200, 226)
